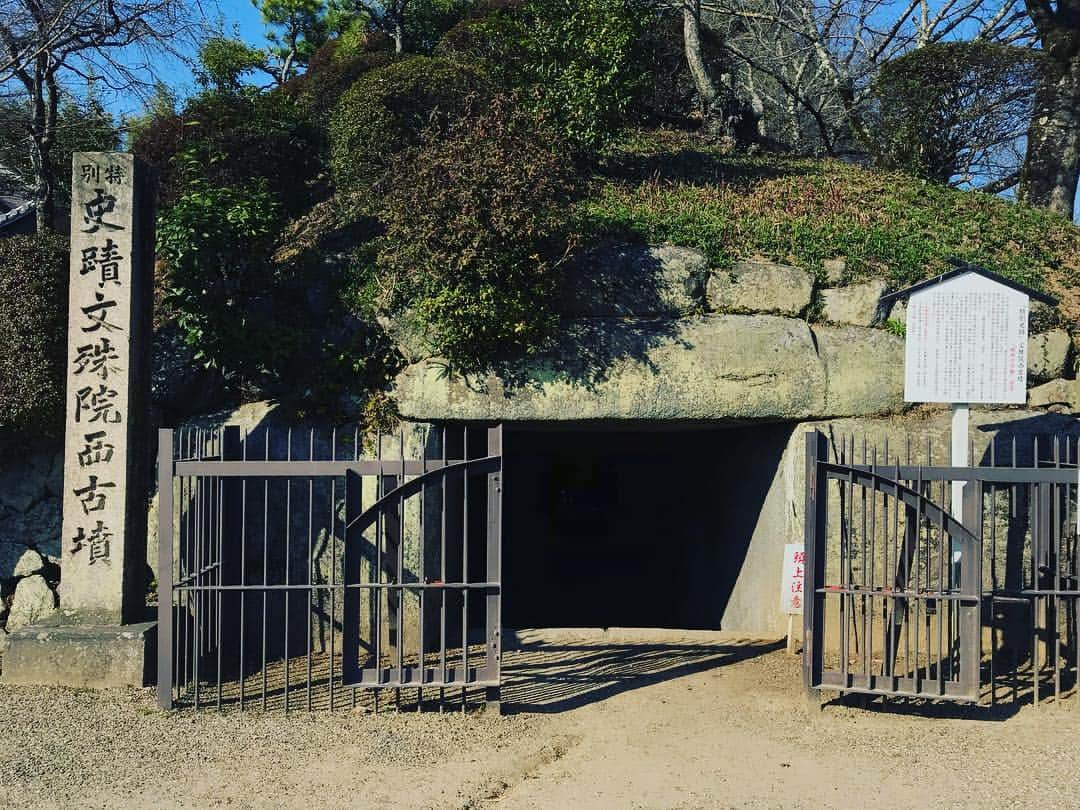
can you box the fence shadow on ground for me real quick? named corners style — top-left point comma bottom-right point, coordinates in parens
top-left (820, 656), bottom-right (1080, 721)
top-left (499, 637), bottom-right (785, 714)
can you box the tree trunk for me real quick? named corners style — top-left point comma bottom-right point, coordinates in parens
top-left (1019, 51), bottom-right (1080, 219)
top-left (681, 0), bottom-right (727, 141)
top-left (28, 56), bottom-right (58, 233)
top-left (393, 21), bottom-right (404, 54)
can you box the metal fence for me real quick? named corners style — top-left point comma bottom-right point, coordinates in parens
top-left (805, 428), bottom-right (1080, 707)
top-left (157, 423), bottom-right (503, 713)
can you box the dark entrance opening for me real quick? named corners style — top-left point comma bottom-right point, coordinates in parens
top-left (502, 424), bottom-right (792, 630)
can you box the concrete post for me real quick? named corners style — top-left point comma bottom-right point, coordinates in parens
top-left (3, 153), bottom-right (156, 688)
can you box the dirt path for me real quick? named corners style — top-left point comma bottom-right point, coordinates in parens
top-left (2, 630), bottom-right (1079, 809)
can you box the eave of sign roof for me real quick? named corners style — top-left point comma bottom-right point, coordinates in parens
top-left (880, 260), bottom-right (1058, 307)
top-left (0, 200), bottom-right (35, 230)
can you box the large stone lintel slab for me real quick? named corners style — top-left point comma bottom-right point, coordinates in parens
top-left (393, 314), bottom-right (905, 422)
top-left (814, 324), bottom-right (905, 416)
top-left (2, 621), bottom-right (155, 689)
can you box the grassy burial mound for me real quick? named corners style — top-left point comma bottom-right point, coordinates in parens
top-left (581, 130), bottom-right (1080, 328)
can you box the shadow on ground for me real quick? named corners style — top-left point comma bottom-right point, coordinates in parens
top-left (500, 637), bottom-right (785, 714)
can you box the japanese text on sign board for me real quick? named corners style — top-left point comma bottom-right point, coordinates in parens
top-left (903, 273), bottom-right (1029, 405)
top-left (780, 543), bottom-right (805, 614)
top-left (66, 161), bottom-right (129, 567)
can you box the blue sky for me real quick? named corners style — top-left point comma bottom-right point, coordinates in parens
top-left (110, 0), bottom-right (267, 117)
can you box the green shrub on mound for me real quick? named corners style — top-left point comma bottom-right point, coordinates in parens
top-left (0, 233), bottom-right (68, 434)
top-left (329, 56), bottom-right (489, 193)
top-left (282, 39), bottom-right (397, 127)
top-left (133, 89), bottom-right (321, 214)
top-left (360, 95), bottom-right (578, 367)
top-left (433, 11), bottom-right (524, 69)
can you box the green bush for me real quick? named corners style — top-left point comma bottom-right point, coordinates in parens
top-left (157, 181), bottom-right (399, 412)
top-left (871, 42), bottom-right (1038, 184)
top-left (403, 0), bottom-right (476, 54)
top-left (329, 56), bottom-right (489, 193)
top-left (282, 39), bottom-right (396, 126)
top-left (362, 95), bottom-right (578, 366)
top-left (516, 0), bottom-right (653, 150)
top-left (435, 0), bottom-right (652, 151)
top-left (156, 182), bottom-right (282, 388)
top-left (433, 10), bottom-right (524, 67)
top-left (132, 89), bottom-right (322, 214)
top-left (0, 233), bottom-right (68, 434)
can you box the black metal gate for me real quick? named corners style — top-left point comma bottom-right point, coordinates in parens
top-left (157, 423), bottom-right (503, 712)
top-left (805, 429), bottom-right (1080, 706)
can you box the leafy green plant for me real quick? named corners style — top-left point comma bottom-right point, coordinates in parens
top-left (281, 39), bottom-right (396, 126)
top-left (328, 56), bottom-right (489, 193)
top-left (196, 37), bottom-right (270, 92)
top-left (132, 88), bottom-right (321, 214)
top-left (515, 0), bottom-right (653, 150)
top-left (437, 0), bottom-right (653, 151)
top-left (362, 95), bottom-right (578, 367)
top-left (433, 9), bottom-right (524, 66)
top-left (156, 182), bottom-right (282, 386)
top-left (884, 318), bottom-right (906, 338)
top-left (0, 233), bottom-right (68, 435)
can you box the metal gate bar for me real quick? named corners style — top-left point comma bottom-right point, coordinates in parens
top-left (157, 423), bottom-right (503, 712)
top-left (805, 428), bottom-right (1080, 706)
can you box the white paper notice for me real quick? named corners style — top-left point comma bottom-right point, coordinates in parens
top-left (780, 543), bottom-right (805, 615)
top-left (904, 272), bottom-right (1029, 404)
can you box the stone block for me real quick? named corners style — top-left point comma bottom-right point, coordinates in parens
top-left (822, 280), bottom-right (888, 326)
top-left (822, 258), bottom-right (846, 284)
top-left (12, 548), bottom-right (44, 578)
top-left (813, 325), bottom-right (905, 416)
top-left (1027, 329), bottom-right (1071, 382)
top-left (706, 261), bottom-right (813, 316)
top-left (5, 574), bottom-right (56, 632)
top-left (559, 243), bottom-right (709, 317)
top-left (2, 621), bottom-right (156, 688)
top-left (1028, 378), bottom-right (1080, 410)
top-left (887, 299), bottom-right (907, 324)
top-left (61, 152), bottom-right (154, 627)
top-left (393, 315), bottom-right (906, 422)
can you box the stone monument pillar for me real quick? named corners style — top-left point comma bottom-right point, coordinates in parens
top-left (3, 153), bottom-right (156, 688)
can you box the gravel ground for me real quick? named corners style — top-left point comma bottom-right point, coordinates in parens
top-left (3, 631), bottom-right (1080, 808)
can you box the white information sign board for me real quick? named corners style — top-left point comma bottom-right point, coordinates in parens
top-left (903, 272), bottom-right (1029, 404)
top-left (780, 542), bottom-right (805, 615)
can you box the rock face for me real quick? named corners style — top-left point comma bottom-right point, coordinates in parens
top-left (0, 443), bottom-right (62, 645)
top-left (1029, 378), bottom-right (1080, 411)
top-left (706, 261), bottom-right (814, 316)
top-left (394, 314), bottom-right (905, 422)
top-left (823, 258), bottom-right (846, 284)
top-left (1028, 329), bottom-right (1071, 382)
top-left (822, 280), bottom-right (889, 326)
top-left (815, 326), bottom-right (906, 415)
top-left (6, 575), bottom-right (56, 632)
top-left (377, 311), bottom-right (437, 364)
top-left (887, 299), bottom-right (907, 324)
top-left (560, 243), bottom-right (710, 317)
